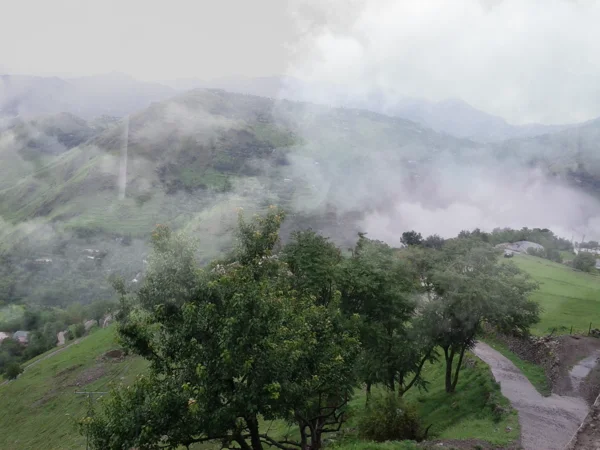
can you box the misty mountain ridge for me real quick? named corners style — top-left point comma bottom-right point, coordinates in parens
top-left (0, 73), bottom-right (175, 120)
top-left (2, 87), bottom-right (600, 308)
top-left (1, 72), bottom-right (579, 142)
top-left (169, 75), bottom-right (574, 142)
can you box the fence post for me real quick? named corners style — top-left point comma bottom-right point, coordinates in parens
top-left (589, 322), bottom-right (592, 336)
top-left (570, 325), bottom-right (573, 335)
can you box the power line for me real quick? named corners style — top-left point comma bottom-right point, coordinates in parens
top-left (76, 391), bottom-right (108, 450)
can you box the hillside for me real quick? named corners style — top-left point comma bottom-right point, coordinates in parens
top-left (2, 88), bottom-right (600, 310)
top-left (177, 76), bottom-right (572, 142)
top-left (0, 327), bottom-right (148, 450)
top-left (509, 254), bottom-right (600, 335)
top-left (0, 327), bottom-right (519, 450)
top-left (493, 118), bottom-right (600, 195)
top-left (0, 89), bottom-right (480, 307)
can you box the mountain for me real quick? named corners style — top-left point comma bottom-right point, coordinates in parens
top-left (2, 87), bottom-right (600, 309)
top-left (0, 73), bottom-right (175, 120)
top-left (182, 76), bottom-right (574, 142)
top-left (3, 73), bottom-right (578, 142)
top-left (0, 112), bottom-right (105, 191)
top-left (377, 97), bottom-right (570, 142)
top-left (0, 88), bottom-right (479, 307)
top-left (493, 117), bottom-right (600, 193)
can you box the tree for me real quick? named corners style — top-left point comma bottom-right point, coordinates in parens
top-left (400, 231), bottom-right (423, 247)
top-left (83, 208), bottom-right (361, 450)
top-left (281, 229), bottom-right (341, 306)
top-left (421, 240), bottom-right (539, 393)
top-left (573, 252), bottom-right (596, 272)
top-left (422, 234), bottom-right (445, 250)
top-left (339, 234), bottom-right (434, 397)
top-left (5, 361), bottom-right (22, 380)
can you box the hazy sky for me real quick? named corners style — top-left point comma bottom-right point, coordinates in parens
top-left (2, 0), bottom-right (600, 124)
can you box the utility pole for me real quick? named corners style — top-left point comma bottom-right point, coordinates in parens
top-left (76, 391), bottom-right (107, 450)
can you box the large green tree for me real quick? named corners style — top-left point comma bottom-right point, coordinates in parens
top-left (83, 209), bottom-right (360, 450)
top-left (339, 234), bottom-right (434, 397)
top-left (421, 238), bottom-right (540, 393)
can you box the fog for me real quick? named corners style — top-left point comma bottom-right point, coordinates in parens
top-left (286, 0), bottom-right (600, 125)
top-left (2, 0), bottom-right (600, 268)
top-left (269, 0), bottom-right (600, 243)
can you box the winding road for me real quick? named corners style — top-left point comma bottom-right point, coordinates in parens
top-left (474, 342), bottom-right (589, 450)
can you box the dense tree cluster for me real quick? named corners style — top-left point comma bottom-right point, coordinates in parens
top-left (0, 300), bottom-right (116, 377)
top-left (81, 210), bottom-right (540, 450)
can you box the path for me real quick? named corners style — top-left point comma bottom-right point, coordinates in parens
top-left (0, 338), bottom-right (82, 387)
top-left (474, 342), bottom-right (589, 450)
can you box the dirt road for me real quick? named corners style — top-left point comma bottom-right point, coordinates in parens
top-left (474, 342), bottom-right (589, 450)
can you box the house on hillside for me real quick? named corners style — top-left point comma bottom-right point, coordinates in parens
top-left (495, 241), bottom-right (544, 254)
top-left (12, 330), bottom-right (30, 344)
top-left (0, 331), bottom-right (10, 343)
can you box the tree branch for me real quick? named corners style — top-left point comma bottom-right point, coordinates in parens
top-left (402, 349), bottom-right (432, 395)
top-left (258, 434), bottom-right (302, 450)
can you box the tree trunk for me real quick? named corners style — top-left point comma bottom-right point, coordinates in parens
top-left (366, 382), bottom-right (372, 405)
top-left (247, 416), bottom-right (263, 450)
top-left (309, 423), bottom-right (322, 450)
top-left (443, 346), bottom-right (456, 393)
top-left (299, 425), bottom-right (308, 450)
top-left (451, 345), bottom-right (467, 392)
top-left (400, 349), bottom-right (433, 397)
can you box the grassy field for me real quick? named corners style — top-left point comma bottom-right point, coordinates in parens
top-left (0, 327), bottom-right (148, 450)
top-left (0, 326), bottom-right (518, 450)
top-left (400, 354), bottom-right (519, 445)
top-left (510, 254), bottom-right (600, 335)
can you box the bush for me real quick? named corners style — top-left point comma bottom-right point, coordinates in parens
top-left (5, 362), bottom-right (23, 380)
top-left (573, 252), bottom-right (596, 273)
top-left (358, 392), bottom-right (424, 442)
top-left (69, 323), bottom-right (86, 339)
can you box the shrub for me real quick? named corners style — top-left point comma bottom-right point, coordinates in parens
top-left (5, 362), bottom-right (23, 380)
top-left (69, 323), bottom-right (86, 339)
top-left (358, 392), bottom-right (424, 442)
top-left (573, 252), bottom-right (596, 273)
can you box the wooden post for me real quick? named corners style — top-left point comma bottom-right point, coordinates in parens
top-left (570, 325), bottom-right (573, 335)
top-left (589, 322), bottom-right (592, 336)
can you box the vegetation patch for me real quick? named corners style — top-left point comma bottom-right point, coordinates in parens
top-left (510, 254), bottom-right (600, 335)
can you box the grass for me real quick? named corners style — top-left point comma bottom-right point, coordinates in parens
top-left (0, 304), bottom-right (25, 322)
top-left (509, 254), bottom-right (600, 335)
top-left (400, 355), bottom-right (519, 445)
top-left (327, 354), bottom-right (519, 449)
top-left (482, 335), bottom-right (551, 396)
top-left (0, 326), bottom-right (148, 450)
top-left (0, 323), bottom-right (518, 449)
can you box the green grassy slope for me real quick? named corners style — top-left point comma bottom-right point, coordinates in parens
top-left (509, 254), bottom-right (600, 335)
top-left (0, 327), bottom-right (147, 450)
top-left (0, 324), bottom-right (518, 450)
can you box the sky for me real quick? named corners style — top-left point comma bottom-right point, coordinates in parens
top-left (2, 0), bottom-right (600, 124)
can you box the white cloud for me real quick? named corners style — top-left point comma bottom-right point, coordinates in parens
top-left (287, 0), bottom-right (600, 124)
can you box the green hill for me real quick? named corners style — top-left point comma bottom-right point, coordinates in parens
top-left (510, 254), bottom-right (600, 335)
top-left (0, 326), bottom-right (518, 450)
top-left (0, 327), bottom-right (147, 450)
top-left (0, 89), bottom-right (479, 307)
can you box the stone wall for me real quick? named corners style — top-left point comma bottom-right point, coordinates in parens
top-left (565, 392), bottom-right (600, 450)
top-left (483, 324), bottom-right (560, 387)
